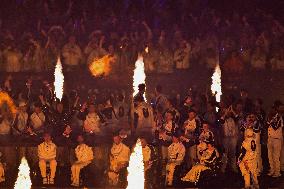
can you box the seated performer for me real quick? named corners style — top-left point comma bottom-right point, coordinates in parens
top-left (108, 132), bottom-right (130, 186)
top-left (181, 138), bottom-right (219, 184)
top-left (238, 128), bottom-right (259, 189)
top-left (38, 132), bottom-right (57, 185)
top-left (71, 134), bottom-right (94, 187)
top-left (166, 133), bottom-right (185, 186)
top-left (141, 136), bottom-right (158, 188)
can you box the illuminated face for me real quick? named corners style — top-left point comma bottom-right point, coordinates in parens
top-left (34, 107), bottom-right (41, 114)
top-left (113, 136), bottom-right (121, 145)
top-left (202, 124), bottom-right (209, 132)
top-left (43, 134), bottom-right (51, 142)
top-left (172, 136), bottom-right (179, 143)
top-left (188, 112), bottom-right (196, 120)
top-left (89, 105), bottom-right (96, 113)
top-left (77, 135), bottom-right (84, 144)
top-left (140, 139), bottom-right (147, 148)
top-left (165, 112), bottom-right (173, 122)
top-left (246, 114), bottom-right (256, 123)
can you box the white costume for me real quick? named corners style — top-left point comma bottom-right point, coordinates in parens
top-left (183, 118), bottom-right (199, 167)
top-left (221, 117), bottom-right (238, 172)
top-left (267, 113), bottom-right (283, 177)
top-left (83, 113), bottom-right (101, 134)
top-left (38, 141), bottom-right (57, 183)
top-left (182, 146), bottom-right (219, 184)
top-left (174, 42), bottom-right (191, 69)
top-left (133, 102), bottom-right (155, 134)
top-left (166, 142), bottom-right (185, 186)
top-left (71, 143), bottom-right (94, 186)
top-left (238, 129), bottom-right (258, 188)
top-left (108, 143), bottom-right (130, 185)
top-left (30, 112), bottom-right (45, 131)
top-left (62, 43), bottom-right (82, 66)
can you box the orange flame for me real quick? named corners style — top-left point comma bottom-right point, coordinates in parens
top-left (89, 55), bottom-right (114, 77)
top-left (0, 91), bottom-right (17, 115)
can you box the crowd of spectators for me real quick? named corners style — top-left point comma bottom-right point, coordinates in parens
top-left (0, 0), bottom-right (283, 74)
top-left (0, 1), bottom-right (284, 188)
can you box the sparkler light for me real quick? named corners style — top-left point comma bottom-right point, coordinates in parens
top-left (126, 139), bottom-right (145, 189)
top-left (133, 55), bottom-right (146, 100)
top-left (89, 55), bottom-right (114, 77)
top-left (14, 157), bottom-right (32, 189)
top-left (54, 58), bottom-right (64, 101)
top-left (211, 64), bottom-right (222, 110)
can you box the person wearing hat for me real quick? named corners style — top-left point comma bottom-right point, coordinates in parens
top-left (238, 128), bottom-right (259, 189)
top-left (166, 132), bottom-right (185, 186)
top-left (267, 102), bottom-right (283, 177)
top-left (28, 102), bottom-right (46, 135)
top-left (71, 134), bottom-right (94, 187)
top-left (108, 132), bottom-right (130, 186)
top-left (181, 137), bottom-right (219, 184)
top-left (38, 132), bottom-right (57, 185)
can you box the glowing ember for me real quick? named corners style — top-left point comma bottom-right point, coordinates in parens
top-left (89, 55), bottom-right (114, 77)
top-left (0, 91), bottom-right (17, 115)
top-left (54, 58), bottom-right (64, 101)
top-left (211, 64), bottom-right (222, 111)
top-left (14, 157), bottom-right (32, 189)
top-left (145, 46), bottom-right (149, 53)
top-left (133, 55), bottom-right (146, 100)
top-left (126, 139), bottom-right (145, 189)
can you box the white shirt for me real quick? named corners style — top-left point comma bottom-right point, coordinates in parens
top-left (75, 143), bottom-right (94, 162)
top-left (84, 113), bottom-right (101, 133)
top-left (268, 113), bottom-right (283, 139)
top-left (110, 143), bottom-right (130, 163)
top-left (38, 141), bottom-right (57, 160)
top-left (62, 43), bottom-right (82, 66)
top-left (17, 112), bottom-right (28, 132)
top-left (30, 112), bottom-right (45, 130)
top-left (168, 142), bottom-right (185, 164)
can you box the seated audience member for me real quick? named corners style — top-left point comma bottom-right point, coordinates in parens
top-left (108, 132), bottom-right (130, 186)
top-left (71, 134), bottom-right (94, 187)
top-left (181, 138), bottom-right (219, 184)
top-left (38, 132), bottom-right (57, 185)
top-left (166, 133), bottom-right (185, 186)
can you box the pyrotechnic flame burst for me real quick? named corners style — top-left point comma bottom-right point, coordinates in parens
top-left (54, 58), bottom-right (64, 101)
top-left (133, 55), bottom-right (146, 100)
top-left (14, 157), bottom-right (32, 189)
top-left (89, 55), bottom-right (113, 77)
top-left (211, 64), bottom-right (222, 110)
top-left (126, 139), bottom-right (145, 189)
top-left (0, 91), bottom-right (17, 115)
